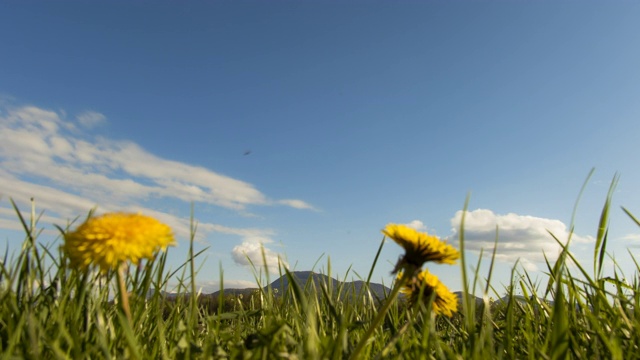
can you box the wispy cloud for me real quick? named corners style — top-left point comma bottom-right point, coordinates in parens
top-left (0, 102), bottom-right (313, 266)
top-left (621, 233), bottom-right (640, 250)
top-left (277, 199), bottom-right (317, 211)
top-left (621, 233), bottom-right (640, 242)
top-left (76, 111), bottom-right (106, 128)
top-left (0, 103), bottom-right (313, 211)
top-left (448, 209), bottom-right (594, 271)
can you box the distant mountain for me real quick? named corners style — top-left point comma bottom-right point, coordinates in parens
top-left (151, 275), bottom-right (498, 308)
top-left (205, 271), bottom-right (393, 302)
top-left (144, 289), bottom-right (179, 300)
top-left (497, 294), bottom-right (555, 307)
top-left (454, 291), bottom-right (484, 306)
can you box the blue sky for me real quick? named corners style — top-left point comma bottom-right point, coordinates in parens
top-left (1, 1), bottom-right (640, 295)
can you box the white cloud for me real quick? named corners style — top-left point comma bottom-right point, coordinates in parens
top-left (621, 233), bottom-right (640, 242)
top-left (0, 190), bottom-right (278, 250)
top-left (278, 199), bottom-right (317, 211)
top-left (0, 216), bottom-right (25, 232)
top-left (0, 104), bottom-right (314, 216)
top-left (449, 209), bottom-right (594, 271)
top-left (0, 101), bottom-right (318, 281)
top-left (231, 236), bottom-right (288, 274)
top-left (76, 111), bottom-right (106, 128)
top-left (405, 220), bottom-right (427, 232)
top-left (0, 172), bottom-right (100, 219)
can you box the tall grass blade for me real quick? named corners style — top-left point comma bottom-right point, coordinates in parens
top-left (549, 273), bottom-right (568, 360)
top-left (622, 206), bottom-right (640, 227)
top-left (366, 235), bottom-right (386, 286)
top-left (484, 226), bottom-right (499, 295)
top-left (595, 173), bottom-right (619, 278)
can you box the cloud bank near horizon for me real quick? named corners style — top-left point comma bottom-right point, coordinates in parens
top-left (448, 209), bottom-right (594, 271)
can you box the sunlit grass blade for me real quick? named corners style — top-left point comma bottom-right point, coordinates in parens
top-left (548, 273), bottom-right (568, 360)
top-left (595, 173), bottom-right (619, 278)
top-left (622, 206), bottom-right (640, 227)
top-left (366, 235), bottom-right (386, 286)
top-left (2, 173), bottom-right (640, 358)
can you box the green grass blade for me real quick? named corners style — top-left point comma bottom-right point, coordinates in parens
top-left (594, 173), bottom-right (619, 278)
top-left (622, 206), bottom-right (640, 227)
top-left (366, 235), bottom-right (386, 286)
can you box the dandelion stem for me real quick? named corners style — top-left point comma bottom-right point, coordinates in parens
top-left (349, 267), bottom-right (414, 360)
top-left (116, 263), bottom-right (132, 323)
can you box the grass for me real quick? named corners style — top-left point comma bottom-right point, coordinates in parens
top-left (2, 176), bottom-right (640, 359)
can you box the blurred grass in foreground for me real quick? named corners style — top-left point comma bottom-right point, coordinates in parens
top-left (1, 173), bottom-right (640, 359)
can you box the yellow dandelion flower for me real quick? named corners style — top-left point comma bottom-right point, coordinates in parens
top-left (63, 212), bottom-right (176, 272)
top-left (383, 224), bottom-right (459, 271)
top-left (399, 269), bottom-right (458, 317)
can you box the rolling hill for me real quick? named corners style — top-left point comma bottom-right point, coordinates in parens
top-left (204, 271), bottom-right (393, 301)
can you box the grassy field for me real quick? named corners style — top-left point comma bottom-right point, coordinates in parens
top-left (1, 177), bottom-right (639, 359)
